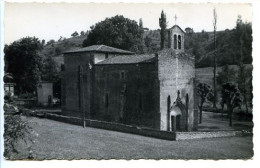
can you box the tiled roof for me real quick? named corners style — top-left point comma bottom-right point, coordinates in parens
top-left (63, 45), bottom-right (134, 55)
top-left (169, 25), bottom-right (185, 33)
top-left (97, 54), bottom-right (156, 65)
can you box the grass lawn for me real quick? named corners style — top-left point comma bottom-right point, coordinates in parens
top-left (10, 116), bottom-right (254, 160)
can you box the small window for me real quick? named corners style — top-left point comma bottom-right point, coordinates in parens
top-left (174, 34), bottom-right (177, 49)
top-left (120, 71), bottom-right (125, 79)
top-left (105, 53), bottom-right (109, 59)
top-left (178, 35), bottom-right (182, 49)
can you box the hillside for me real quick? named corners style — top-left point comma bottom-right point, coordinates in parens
top-left (40, 35), bottom-right (87, 67)
top-left (195, 64), bottom-right (253, 87)
top-left (43, 22), bottom-right (252, 69)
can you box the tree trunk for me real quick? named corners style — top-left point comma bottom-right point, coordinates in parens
top-left (213, 65), bottom-right (217, 109)
top-left (243, 90), bottom-right (249, 114)
top-left (199, 107), bottom-right (202, 124)
top-left (229, 106), bottom-right (233, 127)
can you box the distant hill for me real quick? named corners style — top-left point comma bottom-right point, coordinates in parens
top-left (43, 25), bottom-right (252, 69)
top-left (40, 35), bottom-right (87, 67)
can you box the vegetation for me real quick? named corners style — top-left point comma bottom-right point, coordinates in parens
top-left (196, 83), bottom-right (212, 123)
top-left (83, 15), bottom-right (145, 53)
top-left (71, 31), bottom-right (79, 37)
top-left (4, 115), bottom-right (37, 159)
top-left (221, 82), bottom-right (242, 126)
top-left (4, 37), bottom-right (43, 95)
top-left (212, 8), bottom-right (218, 109)
top-left (159, 10), bottom-right (167, 50)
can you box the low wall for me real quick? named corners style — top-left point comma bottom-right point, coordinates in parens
top-left (45, 113), bottom-right (176, 140)
top-left (43, 113), bottom-right (251, 141)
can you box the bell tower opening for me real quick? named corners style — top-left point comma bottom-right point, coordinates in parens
top-left (168, 17), bottom-right (185, 53)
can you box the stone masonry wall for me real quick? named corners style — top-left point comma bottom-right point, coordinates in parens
top-left (158, 49), bottom-right (196, 131)
top-left (62, 52), bottom-right (94, 118)
top-left (94, 62), bottom-right (160, 129)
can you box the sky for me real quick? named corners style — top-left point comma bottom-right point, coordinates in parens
top-left (4, 2), bottom-right (252, 44)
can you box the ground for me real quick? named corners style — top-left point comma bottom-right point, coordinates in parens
top-left (9, 115), bottom-right (253, 160)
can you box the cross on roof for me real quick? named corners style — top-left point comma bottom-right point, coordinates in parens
top-left (174, 14), bottom-right (178, 25)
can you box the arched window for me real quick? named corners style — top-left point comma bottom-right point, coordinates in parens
top-left (178, 35), bottom-right (181, 49)
top-left (174, 34), bottom-right (177, 49)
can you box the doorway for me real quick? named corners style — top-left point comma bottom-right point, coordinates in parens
top-left (171, 115), bottom-right (181, 132)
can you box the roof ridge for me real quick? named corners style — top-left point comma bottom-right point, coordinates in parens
top-left (97, 45), bottom-right (103, 50)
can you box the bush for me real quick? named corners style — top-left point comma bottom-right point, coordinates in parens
top-left (4, 115), bottom-right (38, 159)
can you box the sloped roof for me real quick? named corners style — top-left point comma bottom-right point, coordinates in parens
top-left (169, 25), bottom-right (185, 33)
top-left (63, 45), bottom-right (134, 55)
top-left (97, 54), bottom-right (156, 65)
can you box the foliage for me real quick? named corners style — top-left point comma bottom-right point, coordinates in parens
top-left (4, 37), bottom-right (43, 95)
top-left (83, 15), bottom-right (145, 53)
top-left (196, 16), bottom-right (252, 68)
top-left (4, 115), bottom-right (38, 159)
top-left (55, 46), bottom-right (62, 55)
top-left (80, 31), bottom-right (85, 36)
top-left (217, 64), bottom-right (237, 85)
top-left (159, 10), bottom-right (167, 50)
top-left (237, 64), bottom-right (252, 113)
top-left (221, 82), bottom-right (242, 126)
top-left (196, 83), bottom-right (211, 123)
top-left (46, 39), bottom-right (55, 46)
top-left (71, 31), bottom-right (79, 37)
top-left (185, 27), bottom-right (194, 34)
top-left (41, 56), bottom-right (59, 82)
top-left (41, 56), bottom-right (61, 99)
top-left (144, 35), bottom-right (158, 53)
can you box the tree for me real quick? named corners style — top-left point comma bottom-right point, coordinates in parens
top-left (46, 39), bottom-right (55, 46)
top-left (237, 64), bottom-right (251, 113)
top-left (4, 37), bottom-right (43, 95)
top-left (221, 82), bottom-right (242, 126)
top-left (41, 39), bottom-right (45, 46)
top-left (80, 31), bottom-right (85, 36)
top-left (185, 27), bottom-right (194, 35)
top-left (83, 15), bottom-right (144, 53)
top-left (159, 10), bottom-right (167, 50)
top-left (212, 7), bottom-right (218, 109)
top-left (144, 35), bottom-right (158, 53)
top-left (139, 18), bottom-right (144, 36)
top-left (41, 56), bottom-right (61, 99)
top-left (236, 15), bottom-right (253, 114)
top-left (71, 31), bottom-right (79, 37)
top-left (216, 64), bottom-right (237, 85)
top-left (196, 83), bottom-right (211, 123)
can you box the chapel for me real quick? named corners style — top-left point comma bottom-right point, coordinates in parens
top-left (61, 24), bottom-right (198, 131)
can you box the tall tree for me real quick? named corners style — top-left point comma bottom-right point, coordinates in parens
top-left (83, 15), bottom-right (144, 53)
top-left (159, 10), bottom-right (167, 50)
top-left (212, 7), bottom-right (218, 108)
top-left (236, 16), bottom-right (251, 114)
top-left (4, 37), bottom-right (43, 95)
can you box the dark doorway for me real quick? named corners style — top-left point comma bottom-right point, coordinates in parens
top-left (171, 116), bottom-right (175, 132)
top-left (176, 115), bottom-right (181, 131)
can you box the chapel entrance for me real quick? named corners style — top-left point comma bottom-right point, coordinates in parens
top-left (176, 115), bottom-right (181, 131)
top-left (171, 115), bottom-right (181, 132)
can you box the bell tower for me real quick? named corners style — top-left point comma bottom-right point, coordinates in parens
top-left (168, 16), bottom-right (185, 53)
